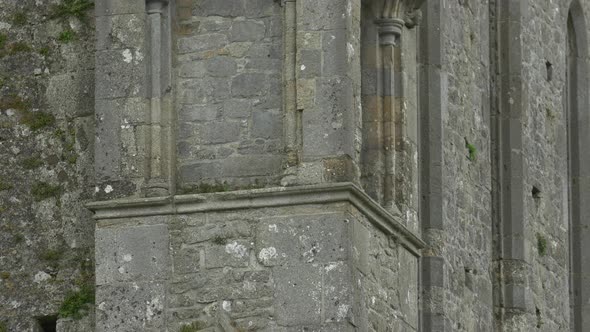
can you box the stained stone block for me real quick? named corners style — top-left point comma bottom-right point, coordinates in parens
top-left (96, 223), bottom-right (169, 285)
top-left (96, 282), bottom-right (166, 332)
top-left (273, 264), bottom-right (323, 326)
top-left (323, 261), bottom-right (352, 323)
top-left (221, 155), bottom-right (282, 177)
top-left (178, 61), bottom-right (207, 78)
top-left (95, 99), bottom-right (122, 179)
top-left (95, 0), bottom-right (146, 16)
top-left (322, 30), bottom-right (347, 77)
top-left (180, 78), bottom-right (229, 104)
top-left (231, 21), bottom-right (266, 42)
top-left (231, 73), bottom-right (268, 97)
top-left (398, 248), bottom-right (419, 329)
top-left (252, 110), bottom-right (282, 139)
top-left (201, 121), bottom-right (240, 144)
top-left (224, 98), bottom-right (252, 118)
top-left (46, 73), bottom-right (94, 118)
top-left (205, 57), bottom-right (237, 77)
top-left (256, 214), bottom-right (348, 266)
top-left (179, 104), bottom-right (220, 122)
top-left (178, 33), bottom-right (228, 54)
top-left (95, 49), bottom-right (147, 99)
top-left (350, 220), bottom-right (370, 275)
top-left (297, 0), bottom-right (347, 31)
top-left (204, 240), bottom-right (251, 268)
top-left (193, 0), bottom-right (245, 17)
top-left (179, 161), bottom-right (223, 183)
top-left (302, 77), bottom-right (353, 157)
top-left (95, 14), bottom-right (146, 51)
top-left (299, 49), bottom-right (322, 79)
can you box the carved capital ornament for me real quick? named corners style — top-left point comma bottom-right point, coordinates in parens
top-left (371, 0), bottom-right (424, 45)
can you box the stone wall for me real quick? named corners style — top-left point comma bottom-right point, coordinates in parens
top-left (2, 0), bottom-right (590, 331)
top-left (0, 0), bottom-right (96, 330)
top-left (90, 184), bottom-right (423, 332)
top-left (176, 0), bottom-right (285, 190)
top-left (440, 0), bottom-right (494, 330)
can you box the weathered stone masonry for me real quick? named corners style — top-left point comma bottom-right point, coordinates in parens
top-left (2, 0), bottom-right (590, 331)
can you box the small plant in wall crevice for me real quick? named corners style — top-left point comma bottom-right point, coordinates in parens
top-left (537, 233), bottom-right (548, 257)
top-left (464, 137), bottom-right (477, 162)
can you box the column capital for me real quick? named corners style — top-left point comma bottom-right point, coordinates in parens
top-left (370, 0), bottom-right (424, 45)
top-left (146, 0), bottom-right (168, 13)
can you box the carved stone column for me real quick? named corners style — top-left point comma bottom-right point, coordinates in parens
top-left (145, 0), bottom-right (173, 197)
top-left (370, 0), bottom-right (422, 209)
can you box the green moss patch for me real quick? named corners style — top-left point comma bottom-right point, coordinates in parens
top-left (20, 110), bottom-right (56, 131)
top-left (50, 0), bottom-right (95, 21)
top-left (22, 157), bottom-right (44, 170)
top-left (6, 42), bottom-right (32, 54)
top-left (58, 29), bottom-right (76, 43)
top-left (31, 182), bottom-right (61, 201)
top-left (180, 321), bottom-right (207, 332)
top-left (59, 284), bottom-right (95, 319)
top-left (0, 179), bottom-right (12, 191)
top-left (38, 46), bottom-right (51, 56)
top-left (12, 12), bottom-right (27, 26)
top-left (39, 249), bottom-right (63, 262)
top-left (0, 95), bottom-right (28, 111)
top-left (0, 34), bottom-right (6, 49)
top-left (537, 233), bottom-right (548, 257)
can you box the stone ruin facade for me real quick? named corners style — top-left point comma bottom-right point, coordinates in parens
top-left (0, 0), bottom-right (589, 331)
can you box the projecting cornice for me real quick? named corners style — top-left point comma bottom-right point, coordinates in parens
top-left (86, 183), bottom-right (426, 256)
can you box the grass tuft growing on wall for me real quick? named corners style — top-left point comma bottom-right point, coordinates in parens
top-left (20, 110), bottom-right (56, 131)
top-left (58, 29), bottom-right (76, 43)
top-left (58, 284), bottom-right (95, 319)
top-left (50, 0), bottom-right (95, 21)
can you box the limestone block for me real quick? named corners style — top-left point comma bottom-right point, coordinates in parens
top-left (252, 110), bottom-right (282, 139)
top-left (96, 223), bottom-right (169, 285)
top-left (273, 264), bottom-right (323, 326)
top-left (96, 282), bottom-right (166, 332)
top-left (231, 21), bottom-right (266, 42)
top-left (256, 213), bottom-right (349, 266)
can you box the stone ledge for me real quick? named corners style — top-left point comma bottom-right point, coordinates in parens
top-left (86, 182), bottom-right (425, 256)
